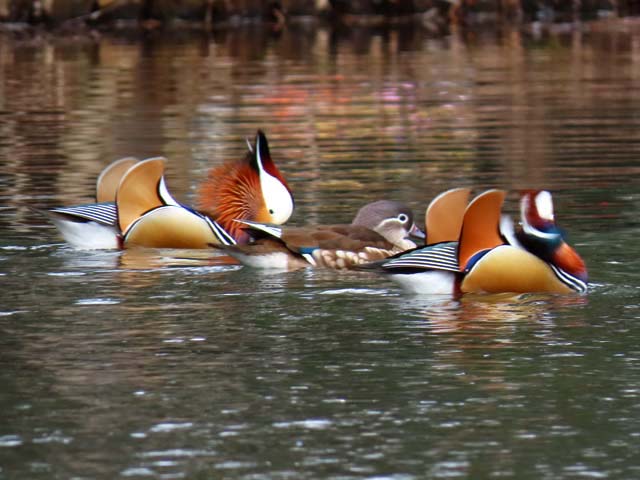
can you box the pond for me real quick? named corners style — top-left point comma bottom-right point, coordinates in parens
top-left (1, 20), bottom-right (639, 479)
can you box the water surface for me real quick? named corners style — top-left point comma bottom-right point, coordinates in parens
top-left (1, 21), bottom-right (640, 479)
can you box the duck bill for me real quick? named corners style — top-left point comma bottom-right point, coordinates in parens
top-left (409, 222), bottom-right (426, 240)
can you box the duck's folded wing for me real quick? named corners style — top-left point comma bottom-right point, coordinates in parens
top-left (49, 202), bottom-right (117, 226)
top-left (371, 241), bottom-right (460, 273)
top-left (46, 203), bottom-right (119, 249)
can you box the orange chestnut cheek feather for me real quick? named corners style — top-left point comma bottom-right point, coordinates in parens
top-left (198, 162), bottom-right (262, 237)
top-left (554, 242), bottom-right (588, 282)
top-left (254, 204), bottom-right (272, 223)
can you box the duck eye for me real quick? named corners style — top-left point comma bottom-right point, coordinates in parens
top-left (397, 213), bottom-right (408, 223)
top-left (269, 209), bottom-right (275, 215)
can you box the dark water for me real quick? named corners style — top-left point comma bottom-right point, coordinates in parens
top-left (1, 21), bottom-right (640, 479)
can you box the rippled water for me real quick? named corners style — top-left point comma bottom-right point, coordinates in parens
top-left (1, 21), bottom-right (640, 479)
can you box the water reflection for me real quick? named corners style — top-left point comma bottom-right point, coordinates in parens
top-left (397, 292), bottom-right (590, 333)
top-left (2, 23), bottom-right (639, 238)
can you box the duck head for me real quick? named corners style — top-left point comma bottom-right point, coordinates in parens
top-left (516, 190), bottom-right (588, 284)
top-left (351, 200), bottom-right (424, 249)
top-left (198, 131), bottom-right (294, 243)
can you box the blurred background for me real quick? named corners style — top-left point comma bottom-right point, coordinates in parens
top-left (0, 0), bottom-right (637, 31)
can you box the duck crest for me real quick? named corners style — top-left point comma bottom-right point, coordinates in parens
top-left (457, 189), bottom-right (506, 271)
top-left (520, 190), bottom-right (555, 232)
top-left (254, 130), bottom-right (290, 193)
top-left (197, 131), bottom-right (293, 244)
top-left (517, 190), bottom-right (588, 284)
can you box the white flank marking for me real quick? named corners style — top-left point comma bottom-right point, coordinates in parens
top-left (234, 251), bottom-right (292, 270)
top-left (390, 270), bottom-right (455, 295)
top-left (49, 218), bottom-right (119, 250)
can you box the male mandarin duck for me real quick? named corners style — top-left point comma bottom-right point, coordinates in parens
top-left (212, 200), bottom-right (425, 270)
top-left (361, 188), bottom-right (588, 295)
top-left (47, 131), bottom-right (294, 250)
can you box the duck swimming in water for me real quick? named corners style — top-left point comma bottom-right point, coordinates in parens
top-left (212, 200), bottom-right (425, 271)
top-left (360, 188), bottom-right (588, 295)
top-left (46, 131), bottom-right (294, 250)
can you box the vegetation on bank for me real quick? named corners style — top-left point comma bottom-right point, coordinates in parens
top-left (0, 0), bottom-right (634, 31)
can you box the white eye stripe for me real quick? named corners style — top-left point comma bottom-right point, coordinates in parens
top-left (535, 191), bottom-right (555, 221)
top-left (522, 220), bottom-right (561, 240)
top-left (260, 170), bottom-right (293, 224)
top-left (377, 217), bottom-right (408, 230)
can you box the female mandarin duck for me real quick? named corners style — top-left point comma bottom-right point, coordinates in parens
top-left (361, 188), bottom-right (588, 295)
top-left (47, 131), bottom-right (294, 250)
top-left (213, 200), bottom-right (425, 270)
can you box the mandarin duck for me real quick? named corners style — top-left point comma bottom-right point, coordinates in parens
top-left (361, 188), bottom-right (588, 295)
top-left (212, 200), bottom-right (425, 270)
top-left (46, 131), bottom-right (293, 249)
